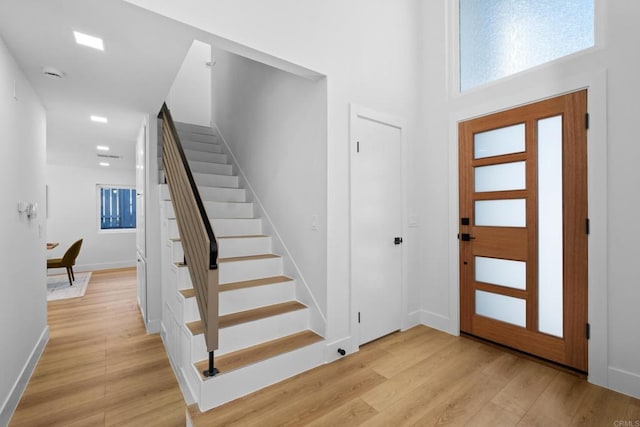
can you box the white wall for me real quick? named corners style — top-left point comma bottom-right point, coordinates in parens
top-left (124, 0), bottom-right (422, 351)
top-left (212, 48), bottom-right (328, 323)
top-left (167, 39), bottom-right (211, 127)
top-left (46, 164), bottom-right (137, 272)
top-left (0, 36), bottom-right (48, 425)
top-left (418, 0), bottom-right (640, 397)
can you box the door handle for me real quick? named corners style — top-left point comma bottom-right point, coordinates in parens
top-left (459, 233), bottom-right (475, 241)
top-left (394, 237), bottom-right (403, 245)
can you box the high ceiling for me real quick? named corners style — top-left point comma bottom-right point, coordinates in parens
top-left (0, 0), bottom-right (198, 170)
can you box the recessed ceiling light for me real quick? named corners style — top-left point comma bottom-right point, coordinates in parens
top-left (99, 162), bottom-right (110, 167)
top-left (73, 31), bottom-right (104, 51)
top-left (96, 145), bottom-right (110, 151)
top-left (90, 115), bottom-right (108, 123)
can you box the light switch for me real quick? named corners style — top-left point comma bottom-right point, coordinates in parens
top-left (311, 214), bottom-right (319, 231)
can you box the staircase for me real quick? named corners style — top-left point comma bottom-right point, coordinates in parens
top-left (159, 121), bottom-right (325, 412)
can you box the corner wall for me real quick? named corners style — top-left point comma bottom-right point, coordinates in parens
top-left (46, 164), bottom-right (136, 272)
top-left (0, 36), bottom-right (48, 425)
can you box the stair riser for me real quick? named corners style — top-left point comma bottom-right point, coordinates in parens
top-left (193, 341), bottom-right (325, 411)
top-left (189, 308), bottom-right (310, 361)
top-left (172, 237), bottom-right (272, 262)
top-left (165, 201), bottom-right (254, 221)
top-left (168, 218), bottom-right (263, 239)
top-left (212, 219), bottom-right (262, 237)
top-left (181, 281), bottom-right (296, 322)
top-left (189, 161), bottom-right (233, 176)
top-left (193, 173), bottom-right (239, 188)
top-left (185, 150), bottom-right (228, 164)
top-left (174, 121), bottom-right (215, 134)
top-left (205, 202), bottom-right (254, 219)
top-left (218, 236), bottom-right (272, 258)
top-left (219, 257), bottom-right (283, 284)
top-left (177, 130), bottom-right (217, 143)
top-left (167, 220), bottom-right (180, 240)
top-left (197, 187), bottom-right (246, 203)
top-left (180, 139), bottom-right (223, 153)
top-left (175, 265), bottom-right (193, 290)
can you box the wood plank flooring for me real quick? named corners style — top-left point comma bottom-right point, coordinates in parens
top-left (10, 269), bottom-right (640, 426)
top-left (9, 268), bottom-right (185, 427)
top-left (190, 326), bottom-right (640, 426)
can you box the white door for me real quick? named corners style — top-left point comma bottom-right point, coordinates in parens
top-left (351, 107), bottom-right (403, 345)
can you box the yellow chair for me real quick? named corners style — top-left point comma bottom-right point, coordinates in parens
top-left (47, 239), bottom-right (83, 286)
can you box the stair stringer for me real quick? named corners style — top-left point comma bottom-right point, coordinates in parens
top-left (212, 124), bottom-right (327, 338)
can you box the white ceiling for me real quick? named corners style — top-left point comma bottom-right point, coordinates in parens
top-left (0, 0), bottom-right (199, 170)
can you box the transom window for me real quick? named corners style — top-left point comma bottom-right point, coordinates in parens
top-left (459, 0), bottom-right (594, 91)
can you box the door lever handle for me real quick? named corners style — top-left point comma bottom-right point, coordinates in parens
top-left (459, 233), bottom-right (475, 242)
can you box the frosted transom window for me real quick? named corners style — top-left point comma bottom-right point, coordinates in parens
top-left (459, 0), bottom-right (594, 91)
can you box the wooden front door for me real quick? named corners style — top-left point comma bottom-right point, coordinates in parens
top-left (459, 90), bottom-right (588, 372)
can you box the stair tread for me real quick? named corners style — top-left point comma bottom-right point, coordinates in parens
top-left (195, 330), bottom-right (322, 378)
top-left (218, 254), bottom-right (279, 263)
top-left (180, 275), bottom-right (293, 299)
top-left (186, 301), bottom-right (306, 335)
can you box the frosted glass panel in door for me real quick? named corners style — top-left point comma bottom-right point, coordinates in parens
top-left (475, 290), bottom-right (526, 327)
top-left (474, 123), bottom-right (525, 159)
top-left (538, 115), bottom-right (564, 337)
top-left (475, 257), bottom-right (526, 290)
top-left (475, 199), bottom-right (526, 227)
top-left (475, 162), bottom-right (526, 192)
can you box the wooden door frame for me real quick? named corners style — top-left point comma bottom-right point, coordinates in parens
top-left (445, 71), bottom-right (608, 385)
top-left (349, 103), bottom-right (411, 350)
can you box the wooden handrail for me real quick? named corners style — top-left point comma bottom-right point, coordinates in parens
top-left (159, 104), bottom-right (219, 374)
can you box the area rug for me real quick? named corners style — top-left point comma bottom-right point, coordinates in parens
top-left (46, 271), bottom-right (92, 301)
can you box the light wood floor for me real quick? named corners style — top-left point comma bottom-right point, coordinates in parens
top-left (11, 269), bottom-right (640, 426)
top-left (10, 268), bottom-right (185, 427)
top-left (190, 326), bottom-right (640, 426)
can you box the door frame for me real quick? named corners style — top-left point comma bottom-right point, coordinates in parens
top-left (349, 103), bottom-right (411, 348)
top-left (447, 71), bottom-right (608, 385)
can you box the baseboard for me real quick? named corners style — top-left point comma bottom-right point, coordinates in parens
top-left (74, 260), bottom-right (136, 272)
top-left (324, 336), bottom-right (355, 363)
top-left (420, 310), bottom-right (458, 336)
top-left (402, 310), bottom-right (421, 331)
top-left (145, 319), bottom-right (161, 335)
top-left (0, 326), bottom-right (49, 426)
top-left (608, 366), bottom-right (640, 399)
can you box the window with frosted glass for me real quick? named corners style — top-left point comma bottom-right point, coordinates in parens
top-left (459, 0), bottom-right (594, 91)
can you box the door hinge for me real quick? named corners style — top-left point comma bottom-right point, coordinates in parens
top-left (585, 113), bottom-right (590, 130)
top-left (586, 323), bottom-right (591, 340)
top-left (586, 218), bottom-right (590, 235)
top-left (358, 312), bottom-right (361, 323)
